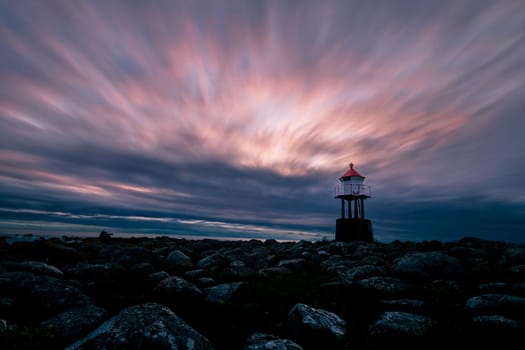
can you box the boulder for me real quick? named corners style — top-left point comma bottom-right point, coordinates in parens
top-left (64, 303), bottom-right (214, 349)
top-left (128, 262), bottom-right (155, 276)
top-left (0, 261), bottom-right (64, 277)
top-left (277, 259), bottom-right (306, 271)
top-left (165, 249), bottom-right (194, 270)
top-left (65, 263), bottom-right (124, 281)
top-left (219, 266), bottom-right (256, 282)
top-left (154, 276), bottom-right (203, 302)
top-left (392, 252), bottom-right (464, 280)
top-left (40, 304), bottom-right (107, 341)
top-left (355, 276), bottom-right (411, 296)
top-left (288, 303), bottom-right (346, 347)
top-left (465, 294), bottom-right (525, 316)
top-left (337, 264), bottom-right (385, 284)
top-left (0, 272), bottom-right (92, 314)
top-left (243, 332), bottom-right (303, 350)
top-left (368, 311), bottom-right (436, 340)
top-left (204, 282), bottom-right (246, 304)
top-left (147, 270), bottom-right (170, 283)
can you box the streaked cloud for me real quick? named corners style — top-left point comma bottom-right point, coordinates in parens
top-left (1, 0), bottom-right (524, 241)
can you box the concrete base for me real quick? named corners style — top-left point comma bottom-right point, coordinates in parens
top-left (335, 218), bottom-right (373, 243)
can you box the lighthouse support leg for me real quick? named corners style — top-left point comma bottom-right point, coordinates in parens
top-left (341, 199), bottom-right (345, 219)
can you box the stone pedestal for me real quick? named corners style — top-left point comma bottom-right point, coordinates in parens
top-left (335, 218), bottom-right (373, 242)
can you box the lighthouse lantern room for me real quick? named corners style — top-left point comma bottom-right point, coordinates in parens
top-left (334, 163), bottom-right (373, 242)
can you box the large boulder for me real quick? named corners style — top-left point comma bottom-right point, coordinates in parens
top-left (204, 282), bottom-right (247, 304)
top-left (153, 276), bottom-right (203, 304)
top-left (465, 294), bottom-right (525, 317)
top-left (9, 239), bottom-right (81, 263)
top-left (392, 252), bottom-right (465, 280)
top-left (0, 272), bottom-right (92, 314)
top-left (0, 261), bottom-right (64, 277)
top-left (337, 264), bottom-right (385, 284)
top-left (219, 265), bottom-right (256, 282)
top-left (197, 253), bottom-right (229, 270)
top-left (368, 311), bottom-right (436, 343)
top-left (355, 276), bottom-right (411, 296)
top-left (288, 303), bottom-right (346, 348)
top-left (65, 263), bottom-right (124, 281)
top-left (243, 332), bottom-right (303, 350)
top-left (277, 259), bottom-right (306, 271)
top-left (0, 271), bottom-right (106, 346)
top-left (165, 249), bottom-right (194, 270)
top-left (65, 303), bottom-right (214, 349)
top-left (40, 304), bottom-right (107, 341)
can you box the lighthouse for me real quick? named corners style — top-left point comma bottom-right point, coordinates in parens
top-left (334, 163), bottom-right (373, 242)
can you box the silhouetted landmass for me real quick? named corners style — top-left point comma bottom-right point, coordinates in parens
top-left (1, 233), bottom-right (524, 349)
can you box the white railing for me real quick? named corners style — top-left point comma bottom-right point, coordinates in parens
top-left (334, 183), bottom-right (371, 197)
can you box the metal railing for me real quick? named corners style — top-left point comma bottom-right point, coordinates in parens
top-left (334, 183), bottom-right (371, 198)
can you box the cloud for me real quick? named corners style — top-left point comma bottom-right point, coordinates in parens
top-left (1, 0), bottom-right (524, 241)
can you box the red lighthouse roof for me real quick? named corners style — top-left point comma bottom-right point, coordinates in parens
top-left (341, 163), bottom-right (364, 178)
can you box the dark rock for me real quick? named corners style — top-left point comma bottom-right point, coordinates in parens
top-left (97, 244), bottom-right (151, 265)
top-left (2, 235), bottom-right (525, 350)
top-left (0, 270), bottom-right (105, 349)
top-left (185, 268), bottom-right (209, 279)
top-left (98, 231), bottom-right (112, 243)
top-left (465, 294), bottom-right (525, 317)
top-left (277, 258), bottom-right (306, 271)
top-left (243, 332), bottom-right (303, 350)
top-left (380, 299), bottom-right (426, 312)
top-left (461, 314), bottom-right (524, 346)
top-left (510, 264), bottom-right (525, 276)
top-left (148, 270), bottom-right (170, 283)
top-left (355, 276), bottom-right (411, 296)
top-left (197, 253), bottom-right (229, 270)
top-left (392, 251), bottom-right (465, 280)
top-left (40, 304), bottom-right (107, 341)
top-left (245, 248), bottom-right (273, 269)
top-left (257, 266), bottom-right (292, 277)
top-left (10, 239), bottom-right (81, 263)
top-left (219, 265), bottom-right (256, 282)
top-left (154, 276), bottom-right (203, 302)
top-left (128, 262), bottom-right (155, 276)
top-left (0, 271), bottom-right (92, 314)
top-left (197, 277), bottom-right (215, 287)
top-left (337, 264), bottom-right (385, 284)
top-left (470, 315), bottom-right (520, 329)
top-left (286, 241), bottom-right (313, 259)
top-left (165, 249), bottom-right (194, 270)
top-left (288, 303), bottom-right (346, 348)
top-left (204, 282), bottom-right (246, 304)
top-left (0, 261), bottom-right (64, 277)
top-left (478, 282), bottom-right (525, 296)
top-left (368, 311), bottom-right (435, 337)
top-left (502, 247), bottom-right (525, 265)
top-left (65, 263), bottom-right (124, 280)
top-left (64, 302), bottom-right (214, 349)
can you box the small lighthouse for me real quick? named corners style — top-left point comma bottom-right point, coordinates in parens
top-left (334, 163), bottom-right (373, 242)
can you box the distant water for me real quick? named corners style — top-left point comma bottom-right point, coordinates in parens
top-left (0, 231), bottom-right (300, 245)
top-left (0, 210), bottom-right (331, 242)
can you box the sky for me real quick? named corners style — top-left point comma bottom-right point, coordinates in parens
top-left (1, 0), bottom-right (524, 243)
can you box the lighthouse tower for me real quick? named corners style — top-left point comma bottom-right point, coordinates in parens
top-left (334, 163), bottom-right (373, 242)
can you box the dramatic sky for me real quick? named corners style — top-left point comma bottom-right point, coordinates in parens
top-left (1, 0), bottom-right (524, 242)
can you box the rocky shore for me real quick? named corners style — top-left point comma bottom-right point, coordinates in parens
top-left (1, 233), bottom-right (524, 349)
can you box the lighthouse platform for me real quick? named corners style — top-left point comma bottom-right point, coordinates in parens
top-left (335, 218), bottom-right (373, 242)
